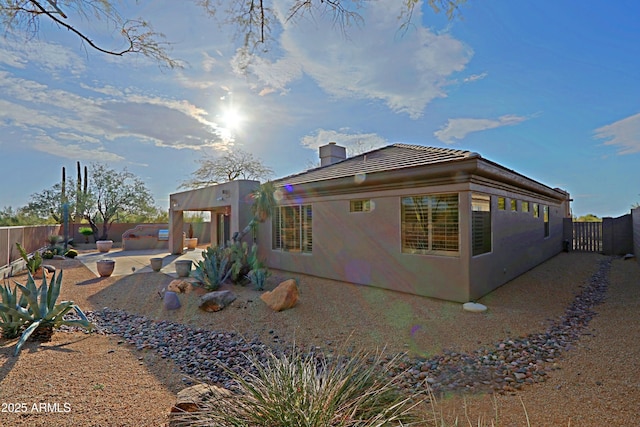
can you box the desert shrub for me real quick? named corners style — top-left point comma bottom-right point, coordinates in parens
top-left (16, 243), bottom-right (42, 275)
top-left (226, 241), bottom-right (249, 284)
top-left (47, 234), bottom-right (62, 246)
top-left (42, 250), bottom-right (54, 259)
top-left (64, 249), bottom-right (78, 258)
top-left (172, 347), bottom-right (427, 427)
top-left (79, 227), bottom-right (93, 243)
top-left (45, 234), bottom-right (66, 255)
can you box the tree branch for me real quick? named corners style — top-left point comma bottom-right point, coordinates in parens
top-left (16, 0), bottom-right (180, 68)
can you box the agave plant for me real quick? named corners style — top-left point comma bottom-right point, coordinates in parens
top-left (246, 267), bottom-right (270, 291)
top-left (0, 281), bottom-right (28, 339)
top-left (192, 246), bottom-right (232, 291)
top-left (0, 271), bottom-right (93, 356)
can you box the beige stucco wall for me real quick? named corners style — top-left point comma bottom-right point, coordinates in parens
top-left (260, 183), bottom-right (472, 301)
top-left (467, 187), bottom-right (567, 300)
top-left (633, 207), bottom-right (640, 266)
top-left (257, 161), bottom-right (569, 302)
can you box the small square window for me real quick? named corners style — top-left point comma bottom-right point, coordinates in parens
top-left (533, 203), bottom-right (539, 218)
top-left (350, 199), bottom-right (372, 212)
top-left (522, 201), bottom-right (530, 213)
top-left (510, 199), bottom-right (517, 212)
top-left (497, 197), bottom-right (506, 210)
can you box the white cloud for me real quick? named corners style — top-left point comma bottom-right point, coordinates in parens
top-left (237, 54), bottom-right (303, 94)
top-left (244, 0), bottom-right (472, 119)
top-left (434, 115), bottom-right (528, 143)
top-left (0, 70), bottom-right (231, 155)
top-left (594, 113), bottom-right (640, 155)
top-left (0, 35), bottom-right (86, 76)
top-left (463, 72), bottom-right (488, 83)
top-left (31, 134), bottom-right (125, 162)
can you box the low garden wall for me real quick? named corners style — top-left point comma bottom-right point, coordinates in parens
top-left (122, 224), bottom-right (170, 251)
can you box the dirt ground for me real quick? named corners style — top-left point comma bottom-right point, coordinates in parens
top-left (1, 251), bottom-right (638, 426)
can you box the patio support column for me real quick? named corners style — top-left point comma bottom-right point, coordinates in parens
top-left (169, 208), bottom-right (184, 255)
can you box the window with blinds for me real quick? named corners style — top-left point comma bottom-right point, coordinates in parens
top-left (272, 205), bottom-right (313, 253)
top-left (472, 193), bottom-right (491, 256)
top-left (401, 193), bottom-right (459, 255)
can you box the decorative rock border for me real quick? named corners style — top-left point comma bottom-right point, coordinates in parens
top-left (68, 257), bottom-right (612, 396)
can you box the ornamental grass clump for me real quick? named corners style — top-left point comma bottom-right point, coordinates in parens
top-left (172, 346), bottom-right (428, 426)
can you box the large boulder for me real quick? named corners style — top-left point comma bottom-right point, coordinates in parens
top-left (199, 290), bottom-right (237, 312)
top-left (260, 279), bottom-right (299, 312)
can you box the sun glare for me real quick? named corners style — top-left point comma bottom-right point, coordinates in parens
top-left (221, 108), bottom-right (244, 131)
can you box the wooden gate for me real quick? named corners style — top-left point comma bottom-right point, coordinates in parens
top-left (572, 221), bottom-right (603, 252)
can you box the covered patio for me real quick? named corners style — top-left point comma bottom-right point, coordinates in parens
top-left (168, 180), bottom-right (259, 254)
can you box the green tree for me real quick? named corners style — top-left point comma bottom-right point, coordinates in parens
top-left (180, 149), bottom-right (273, 190)
top-left (1, 0), bottom-right (466, 67)
top-left (574, 214), bottom-right (602, 222)
top-left (0, 205), bottom-right (50, 226)
top-left (85, 163), bottom-right (157, 239)
top-left (24, 163), bottom-right (160, 239)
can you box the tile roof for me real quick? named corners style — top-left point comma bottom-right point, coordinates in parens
top-left (276, 144), bottom-right (479, 186)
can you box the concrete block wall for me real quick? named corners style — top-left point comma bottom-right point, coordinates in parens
top-left (602, 214), bottom-right (634, 256)
top-left (633, 207), bottom-right (640, 265)
top-left (0, 224), bottom-right (62, 276)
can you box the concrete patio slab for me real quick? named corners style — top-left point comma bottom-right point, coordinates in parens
top-left (77, 247), bottom-right (206, 278)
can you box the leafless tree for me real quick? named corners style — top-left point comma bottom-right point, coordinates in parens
top-left (180, 148), bottom-right (273, 189)
top-left (1, 0), bottom-right (466, 67)
top-left (1, 0), bottom-right (179, 67)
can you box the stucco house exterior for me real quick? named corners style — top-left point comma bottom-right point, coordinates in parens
top-left (169, 142), bottom-right (571, 302)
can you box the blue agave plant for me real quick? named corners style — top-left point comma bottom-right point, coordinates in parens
top-left (0, 271), bottom-right (93, 356)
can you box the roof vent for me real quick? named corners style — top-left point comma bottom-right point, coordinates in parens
top-left (319, 142), bottom-right (346, 166)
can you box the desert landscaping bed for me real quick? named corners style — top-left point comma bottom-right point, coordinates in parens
top-left (1, 252), bottom-right (639, 426)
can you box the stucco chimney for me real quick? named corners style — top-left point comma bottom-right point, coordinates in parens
top-left (319, 142), bottom-right (346, 166)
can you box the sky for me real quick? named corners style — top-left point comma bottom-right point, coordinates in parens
top-left (0, 1), bottom-right (638, 218)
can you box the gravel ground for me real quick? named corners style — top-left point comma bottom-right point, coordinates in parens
top-left (1, 251), bottom-right (638, 426)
